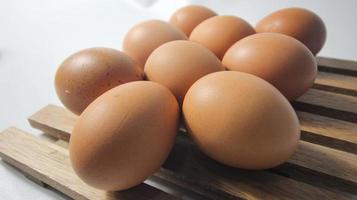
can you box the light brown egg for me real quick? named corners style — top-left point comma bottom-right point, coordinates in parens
top-left (255, 7), bottom-right (327, 55)
top-left (169, 5), bottom-right (217, 37)
top-left (183, 71), bottom-right (300, 169)
top-left (222, 33), bottom-right (317, 100)
top-left (70, 81), bottom-right (179, 191)
top-left (55, 47), bottom-right (143, 115)
top-left (123, 20), bottom-right (187, 69)
top-left (145, 40), bottom-right (223, 104)
top-left (189, 15), bottom-right (255, 59)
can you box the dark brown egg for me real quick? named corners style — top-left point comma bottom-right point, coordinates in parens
top-left (145, 40), bottom-right (223, 104)
top-left (255, 7), bottom-right (327, 55)
top-left (123, 20), bottom-right (187, 69)
top-left (183, 71), bottom-right (300, 169)
top-left (70, 81), bottom-right (179, 191)
top-left (169, 5), bottom-right (217, 37)
top-left (222, 33), bottom-right (317, 100)
top-left (55, 47), bottom-right (143, 115)
top-left (190, 15), bottom-right (255, 59)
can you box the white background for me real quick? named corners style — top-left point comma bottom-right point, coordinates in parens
top-left (1, 0), bottom-right (356, 199)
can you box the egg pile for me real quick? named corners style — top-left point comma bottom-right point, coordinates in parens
top-left (55, 5), bottom-right (326, 191)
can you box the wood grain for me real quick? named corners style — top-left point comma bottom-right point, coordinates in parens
top-left (317, 56), bottom-right (357, 72)
top-left (291, 141), bottom-right (357, 183)
top-left (57, 132), bottom-right (357, 200)
top-left (297, 88), bottom-right (357, 114)
top-left (298, 111), bottom-right (357, 152)
top-left (29, 104), bottom-right (357, 183)
top-left (315, 71), bottom-right (357, 92)
top-left (0, 127), bottom-right (176, 200)
top-left (28, 105), bottom-right (357, 199)
top-left (161, 135), bottom-right (355, 200)
top-left (28, 105), bottom-right (76, 141)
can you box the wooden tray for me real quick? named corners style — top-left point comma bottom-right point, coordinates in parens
top-left (0, 56), bottom-right (356, 200)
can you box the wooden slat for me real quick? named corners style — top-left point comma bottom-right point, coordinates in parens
top-left (297, 88), bottom-right (357, 114)
top-left (298, 111), bottom-right (357, 150)
top-left (28, 105), bottom-right (76, 141)
top-left (55, 131), bottom-right (357, 200)
top-left (161, 136), bottom-right (355, 200)
top-left (315, 71), bottom-right (357, 92)
top-left (29, 104), bottom-right (357, 184)
top-left (0, 127), bottom-right (176, 200)
top-left (28, 105), bottom-right (357, 197)
top-left (291, 141), bottom-right (357, 183)
top-left (317, 56), bottom-right (357, 72)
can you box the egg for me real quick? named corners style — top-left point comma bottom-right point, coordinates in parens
top-left (222, 33), bottom-right (317, 100)
top-left (255, 7), bottom-right (327, 55)
top-left (169, 5), bottom-right (217, 37)
top-left (183, 71), bottom-right (300, 169)
top-left (123, 20), bottom-right (187, 69)
top-left (70, 81), bottom-right (179, 191)
top-left (189, 15), bottom-right (255, 59)
top-left (145, 40), bottom-right (223, 104)
top-left (55, 47), bottom-right (143, 115)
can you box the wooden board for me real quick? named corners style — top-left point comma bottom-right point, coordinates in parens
top-left (27, 104), bottom-right (357, 199)
top-left (315, 71), bottom-right (357, 93)
top-left (0, 127), bottom-right (177, 200)
top-left (315, 56), bottom-right (357, 96)
top-left (28, 104), bottom-right (357, 182)
top-left (1, 127), bottom-right (354, 200)
top-left (317, 56), bottom-right (357, 75)
top-left (0, 56), bottom-right (357, 200)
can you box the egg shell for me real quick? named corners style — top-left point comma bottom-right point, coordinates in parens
top-left (69, 81), bottom-right (180, 191)
top-left (55, 47), bottom-right (143, 115)
top-left (145, 40), bottom-right (224, 104)
top-left (123, 20), bottom-right (187, 69)
top-left (183, 71), bottom-right (300, 169)
top-left (189, 15), bottom-right (255, 59)
top-left (169, 5), bottom-right (217, 37)
top-left (255, 7), bottom-right (327, 55)
top-left (222, 33), bottom-right (317, 100)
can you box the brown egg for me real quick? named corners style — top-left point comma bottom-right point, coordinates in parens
top-left (123, 20), bottom-right (187, 69)
top-left (169, 5), bottom-right (217, 37)
top-left (183, 71), bottom-right (300, 169)
top-left (189, 15), bottom-right (255, 59)
top-left (255, 7), bottom-right (327, 55)
top-left (70, 81), bottom-right (179, 191)
top-left (145, 40), bottom-right (223, 104)
top-left (222, 33), bottom-right (317, 100)
top-left (55, 47), bottom-right (143, 115)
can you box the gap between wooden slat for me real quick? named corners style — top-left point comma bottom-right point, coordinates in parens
top-left (0, 127), bottom-right (177, 200)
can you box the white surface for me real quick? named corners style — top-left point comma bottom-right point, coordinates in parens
top-left (0, 0), bottom-right (356, 199)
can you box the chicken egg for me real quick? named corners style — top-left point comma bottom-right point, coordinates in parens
top-left (190, 15), bottom-right (255, 59)
top-left (222, 33), bottom-right (317, 100)
top-left (55, 47), bottom-right (143, 115)
top-left (145, 40), bottom-right (224, 104)
top-left (183, 71), bottom-right (300, 169)
top-left (255, 7), bottom-right (327, 55)
top-left (169, 5), bottom-right (217, 37)
top-left (70, 81), bottom-right (179, 191)
top-left (123, 20), bottom-right (187, 68)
